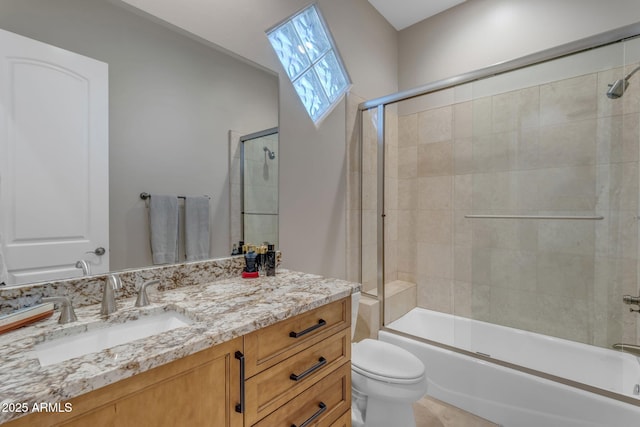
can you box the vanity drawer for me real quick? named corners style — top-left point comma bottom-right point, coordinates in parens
top-left (244, 298), bottom-right (350, 376)
top-left (328, 410), bottom-right (351, 427)
top-left (251, 362), bottom-right (351, 427)
top-left (245, 327), bottom-right (350, 425)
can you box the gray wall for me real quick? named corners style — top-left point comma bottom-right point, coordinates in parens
top-left (398, 0), bottom-right (640, 90)
top-left (0, 0), bottom-right (278, 271)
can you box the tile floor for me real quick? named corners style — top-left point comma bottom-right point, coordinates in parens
top-left (413, 396), bottom-right (499, 427)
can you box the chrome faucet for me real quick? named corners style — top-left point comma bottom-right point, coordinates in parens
top-left (135, 280), bottom-right (159, 307)
top-left (101, 274), bottom-right (122, 316)
top-left (42, 296), bottom-right (77, 324)
top-left (75, 259), bottom-right (91, 276)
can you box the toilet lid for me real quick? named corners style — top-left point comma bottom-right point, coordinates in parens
top-left (352, 339), bottom-right (425, 384)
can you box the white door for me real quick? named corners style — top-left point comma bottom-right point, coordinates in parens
top-left (0, 29), bottom-right (109, 285)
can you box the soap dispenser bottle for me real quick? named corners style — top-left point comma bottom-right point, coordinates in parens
top-left (266, 244), bottom-right (276, 276)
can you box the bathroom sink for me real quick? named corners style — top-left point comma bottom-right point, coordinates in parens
top-left (35, 311), bottom-right (193, 366)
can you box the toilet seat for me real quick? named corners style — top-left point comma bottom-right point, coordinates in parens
top-left (352, 339), bottom-right (425, 385)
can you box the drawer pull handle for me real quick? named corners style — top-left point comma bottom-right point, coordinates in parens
top-left (290, 357), bottom-right (327, 381)
top-left (234, 351), bottom-right (245, 413)
top-left (289, 319), bottom-right (327, 338)
top-left (291, 402), bottom-right (327, 427)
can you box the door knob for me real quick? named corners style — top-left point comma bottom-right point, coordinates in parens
top-left (86, 247), bottom-right (106, 256)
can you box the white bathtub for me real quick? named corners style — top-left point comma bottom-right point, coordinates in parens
top-left (381, 307), bottom-right (640, 427)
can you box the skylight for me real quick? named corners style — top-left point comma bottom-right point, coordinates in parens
top-left (267, 4), bottom-right (350, 123)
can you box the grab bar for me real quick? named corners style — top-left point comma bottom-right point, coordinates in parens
top-left (612, 343), bottom-right (640, 357)
top-left (464, 215), bottom-right (604, 220)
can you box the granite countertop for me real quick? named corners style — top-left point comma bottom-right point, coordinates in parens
top-left (0, 270), bottom-right (360, 424)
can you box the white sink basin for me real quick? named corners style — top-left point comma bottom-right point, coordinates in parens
top-left (35, 311), bottom-right (192, 366)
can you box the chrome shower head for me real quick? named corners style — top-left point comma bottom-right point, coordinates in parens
top-left (263, 146), bottom-right (276, 160)
top-left (606, 78), bottom-right (628, 99)
top-left (606, 65), bottom-right (640, 99)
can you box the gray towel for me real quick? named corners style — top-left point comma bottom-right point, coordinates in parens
top-left (185, 196), bottom-right (210, 261)
top-left (149, 194), bottom-right (179, 264)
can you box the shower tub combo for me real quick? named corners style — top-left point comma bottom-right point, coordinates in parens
top-left (382, 308), bottom-right (640, 427)
top-left (356, 20), bottom-right (640, 427)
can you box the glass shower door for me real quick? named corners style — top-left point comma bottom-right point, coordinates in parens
top-left (241, 129), bottom-right (279, 248)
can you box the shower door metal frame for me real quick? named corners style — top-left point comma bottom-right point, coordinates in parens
top-left (358, 20), bottom-right (640, 331)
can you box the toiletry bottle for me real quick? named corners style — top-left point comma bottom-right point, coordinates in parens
top-left (231, 244), bottom-right (238, 256)
top-left (245, 251), bottom-right (257, 271)
top-left (266, 244), bottom-right (276, 276)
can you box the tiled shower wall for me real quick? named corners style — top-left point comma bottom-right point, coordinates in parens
top-left (351, 60), bottom-right (640, 348)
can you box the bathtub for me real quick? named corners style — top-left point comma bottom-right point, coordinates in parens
top-left (381, 307), bottom-right (640, 427)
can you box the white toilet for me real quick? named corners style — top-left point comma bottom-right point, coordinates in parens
top-left (350, 292), bottom-right (427, 427)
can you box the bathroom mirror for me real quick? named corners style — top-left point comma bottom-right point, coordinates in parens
top-left (0, 0), bottom-right (279, 287)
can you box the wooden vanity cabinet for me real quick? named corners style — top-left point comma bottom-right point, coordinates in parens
top-left (4, 296), bottom-right (353, 427)
top-left (243, 297), bottom-right (352, 427)
top-left (4, 337), bottom-right (244, 427)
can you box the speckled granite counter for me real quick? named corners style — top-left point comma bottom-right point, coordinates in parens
top-left (0, 270), bottom-right (360, 424)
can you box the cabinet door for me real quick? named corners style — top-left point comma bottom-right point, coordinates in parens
top-left (3, 338), bottom-right (243, 427)
top-left (113, 350), bottom-right (237, 427)
top-left (60, 405), bottom-right (116, 427)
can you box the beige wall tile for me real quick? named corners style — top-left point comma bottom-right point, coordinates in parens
top-left (596, 114), bottom-right (639, 165)
top-left (418, 243), bottom-right (453, 279)
top-left (454, 246), bottom-right (472, 283)
top-left (418, 140), bottom-right (453, 176)
top-left (609, 161), bottom-right (639, 211)
top-left (397, 243), bottom-right (417, 277)
top-left (418, 105), bottom-right (453, 144)
top-left (540, 74), bottom-right (597, 126)
top-left (418, 176), bottom-right (453, 210)
top-left (536, 166), bottom-right (596, 210)
top-left (472, 132), bottom-right (513, 173)
top-left (417, 210), bottom-right (452, 245)
top-left (518, 86), bottom-right (540, 130)
top-left (417, 276), bottom-right (452, 313)
top-left (537, 252), bottom-right (593, 298)
top-left (398, 178), bottom-right (417, 210)
top-left (454, 210), bottom-right (472, 247)
top-left (513, 128), bottom-right (540, 170)
top-left (492, 90), bottom-right (519, 133)
top-left (454, 174), bottom-right (472, 211)
top-left (398, 209), bottom-right (418, 243)
top-left (399, 114), bottom-right (418, 147)
top-left (538, 119), bottom-right (596, 168)
top-left (454, 101), bottom-right (472, 139)
top-left (398, 146), bottom-right (418, 178)
top-left (472, 97), bottom-right (492, 136)
top-left (490, 248), bottom-right (537, 291)
top-left (538, 219), bottom-right (596, 256)
top-left (454, 137), bottom-right (473, 174)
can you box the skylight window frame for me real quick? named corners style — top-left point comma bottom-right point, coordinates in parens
top-left (266, 3), bottom-right (352, 125)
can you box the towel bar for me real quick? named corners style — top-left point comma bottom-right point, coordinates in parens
top-left (140, 192), bottom-right (210, 200)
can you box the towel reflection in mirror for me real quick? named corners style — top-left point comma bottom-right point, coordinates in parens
top-left (147, 194), bottom-right (210, 264)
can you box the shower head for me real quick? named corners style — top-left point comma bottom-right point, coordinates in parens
top-left (606, 78), bottom-right (628, 99)
top-left (264, 146), bottom-right (276, 160)
top-left (606, 65), bottom-right (640, 99)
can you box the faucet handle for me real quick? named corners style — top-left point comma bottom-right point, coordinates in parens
top-left (135, 280), bottom-right (159, 307)
top-left (42, 296), bottom-right (78, 324)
